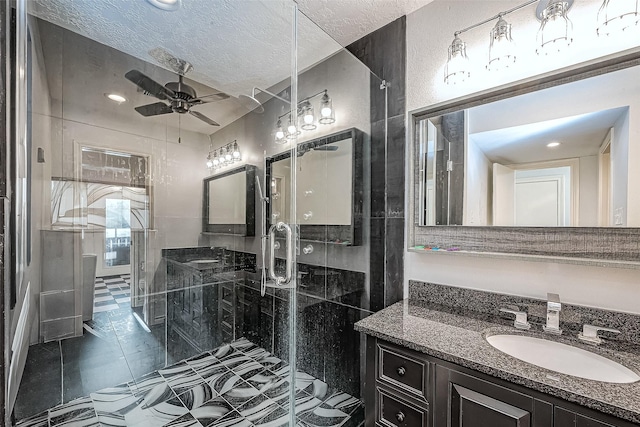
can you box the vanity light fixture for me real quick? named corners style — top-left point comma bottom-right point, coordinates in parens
top-left (273, 89), bottom-right (336, 142)
top-left (443, 0), bottom-right (581, 84)
top-left (536, 0), bottom-right (574, 55)
top-left (597, 0), bottom-right (640, 36)
top-left (207, 141), bottom-right (241, 171)
top-left (487, 15), bottom-right (517, 71)
top-left (445, 34), bottom-right (471, 84)
top-left (105, 93), bottom-right (127, 103)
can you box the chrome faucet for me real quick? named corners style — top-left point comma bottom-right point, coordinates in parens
top-left (579, 324), bottom-right (620, 345)
top-left (499, 308), bottom-right (531, 330)
top-left (543, 293), bottom-right (562, 335)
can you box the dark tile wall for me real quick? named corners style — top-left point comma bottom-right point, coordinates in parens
top-left (347, 17), bottom-right (407, 311)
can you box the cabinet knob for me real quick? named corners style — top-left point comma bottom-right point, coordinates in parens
top-left (396, 366), bottom-right (406, 376)
top-left (396, 411), bottom-right (405, 423)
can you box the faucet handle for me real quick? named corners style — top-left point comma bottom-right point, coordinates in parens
top-left (578, 324), bottom-right (620, 345)
top-left (546, 293), bottom-right (561, 311)
top-left (500, 308), bottom-right (531, 330)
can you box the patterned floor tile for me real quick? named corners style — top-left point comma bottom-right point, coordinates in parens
top-left (189, 396), bottom-right (234, 426)
top-left (49, 396), bottom-right (97, 426)
top-left (129, 372), bottom-right (167, 398)
top-left (298, 406), bottom-right (349, 427)
top-left (208, 410), bottom-right (253, 427)
top-left (124, 390), bottom-right (188, 426)
top-left (14, 411), bottom-right (49, 427)
top-left (177, 382), bottom-right (217, 410)
top-left (235, 394), bottom-right (281, 424)
top-left (17, 338), bottom-right (361, 427)
top-left (164, 412), bottom-right (205, 427)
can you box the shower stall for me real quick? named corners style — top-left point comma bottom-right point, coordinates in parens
top-left (3, 0), bottom-right (387, 425)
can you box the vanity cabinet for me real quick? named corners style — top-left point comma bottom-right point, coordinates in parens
top-left (367, 338), bottom-right (636, 427)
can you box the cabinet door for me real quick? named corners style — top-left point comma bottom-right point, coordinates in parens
top-left (555, 407), bottom-right (617, 427)
top-left (435, 365), bottom-right (552, 427)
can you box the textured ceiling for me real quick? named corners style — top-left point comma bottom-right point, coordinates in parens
top-left (297, 0), bottom-right (435, 46)
top-left (28, 0), bottom-right (425, 135)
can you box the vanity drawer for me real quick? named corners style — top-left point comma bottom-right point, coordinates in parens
top-left (377, 387), bottom-right (428, 427)
top-left (378, 341), bottom-right (429, 400)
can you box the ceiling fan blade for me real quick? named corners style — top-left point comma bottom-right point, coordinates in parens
top-left (135, 102), bottom-right (173, 117)
top-left (191, 92), bottom-right (230, 105)
top-left (189, 110), bottom-right (220, 126)
top-left (125, 70), bottom-right (176, 101)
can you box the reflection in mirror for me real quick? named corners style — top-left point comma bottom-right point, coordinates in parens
top-left (203, 165), bottom-right (256, 236)
top-left (418, 64), bottom-right (638, 227)
top-left (266, 128), bottom-right (363, 245)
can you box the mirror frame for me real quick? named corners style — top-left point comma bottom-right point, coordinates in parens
top-left (265, 127), bottom-right (364, 246)
top-left (409, 50), bottom-right (640, 267)
top-left (202, 164), bottom-right (256, 236)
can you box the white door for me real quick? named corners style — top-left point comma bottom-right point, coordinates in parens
top-left (514, 178), bottom-right (564, 226)
top-left (493, 163), bottom-right (515, 225)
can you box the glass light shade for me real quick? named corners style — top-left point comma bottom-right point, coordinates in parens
top-left (319, 91), bottom-right (335, 124)
top-left (274, 119), bottom-right (285, 143)
top-left (597, 0), bottom-right (640, 36)
top-left (487, 17), bottom-right (516, 71)
top-left (232, 142), bottom-right (241, 159)
top-left (444, 35), bottom-right (470, 84)
top-left (301, 103), bottom-right (316, 130)
top-left (212, 154), bottom-right (219, 167)
top-left (206, 157), bottom-right (213, 168)
top-left (536, 0), bottom-right (573, 55)
top-left (219, 148), bottom-right (226, 163)
top-left (225, 147), bottom-right (232, 162)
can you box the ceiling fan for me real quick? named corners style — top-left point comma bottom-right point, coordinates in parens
top-left (125, 69), bottom-right (229, 126)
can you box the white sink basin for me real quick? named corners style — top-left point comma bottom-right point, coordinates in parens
top-left (486, 334), bottom-right (640, 383)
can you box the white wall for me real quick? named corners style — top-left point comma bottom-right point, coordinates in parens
top-left (405, 1), bottom-right (640, 313)
top-left (612, 112), bottom-right (630, 226)
top-left (578, 155), bottom-right (598, 227)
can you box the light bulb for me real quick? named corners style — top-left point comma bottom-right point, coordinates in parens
top-left (206, 159), bottom-right (213, 168)
top-left (287, 124), bottom-right (297, 134)
top-left (232, 142), bottom-right (241, 158)
top-left (304, 113), bottom-right (314, 124)
top-left (321, 107), bottom-right (331, 117)
top-left (275, 130), bottom-right (285, 139)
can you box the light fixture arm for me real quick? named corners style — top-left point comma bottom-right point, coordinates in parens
top-left (275, 89), bottom-right (329, 121)
top-left (453, 0), bottom-right (537, 36)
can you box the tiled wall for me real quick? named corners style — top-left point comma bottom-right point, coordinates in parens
top-left (347, 17), bottom-right (407, 311)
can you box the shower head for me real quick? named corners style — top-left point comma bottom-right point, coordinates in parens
top-left (239, 87), bottom-right (290, 114)
top-left (238, 94), bottom-right (265, 114)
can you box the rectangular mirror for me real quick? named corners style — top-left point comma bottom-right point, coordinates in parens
top-left (203, 165), bottom-right (256, 236)
top-left (410, 54), bottom-right (640, 264)
top-left (266, 128), bottom-right (364, 245)
top-left (417, 63), bottom-right (638, 228)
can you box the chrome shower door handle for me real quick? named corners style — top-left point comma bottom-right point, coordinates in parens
top-left (280, 222), bottom-right (293, 285)
top-left (268, 222), bottom-right (294, 286)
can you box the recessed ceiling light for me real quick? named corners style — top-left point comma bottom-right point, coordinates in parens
top-left (546, 142), bottom-right (561, 148)
top-left (105, 93), bottom-right (127, 103)
top-left (145, 0), bottom-right (181, 11)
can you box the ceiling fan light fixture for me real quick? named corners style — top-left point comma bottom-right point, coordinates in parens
top-left (105, 93), bottom-right (126, 103)
top-left (145, 0), bottom-right (181, 11)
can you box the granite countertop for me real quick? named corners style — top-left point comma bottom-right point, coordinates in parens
top-left (354, 300), bottom-right (640, 424)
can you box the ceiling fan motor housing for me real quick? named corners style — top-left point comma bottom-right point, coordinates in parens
top-left (165, 81), bottom-right (197, 113)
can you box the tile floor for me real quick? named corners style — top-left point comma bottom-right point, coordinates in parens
top-left (93, 274), bottom-right (132, 313)
top-left (16, 337), bottom-right (364, 427)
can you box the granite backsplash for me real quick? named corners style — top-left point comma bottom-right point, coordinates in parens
top-left (409, 280), bottom-right (640, 345)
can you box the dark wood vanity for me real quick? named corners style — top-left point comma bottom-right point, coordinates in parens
top-left (367, 337), bottom-right (637, 427)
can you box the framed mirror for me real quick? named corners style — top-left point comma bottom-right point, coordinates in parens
top-left (409, 52), bottom-right (640, 265)
top-left (203, 164), bottom-right (256, 236)
top-left (266, 128), bottom-right (364, 245)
